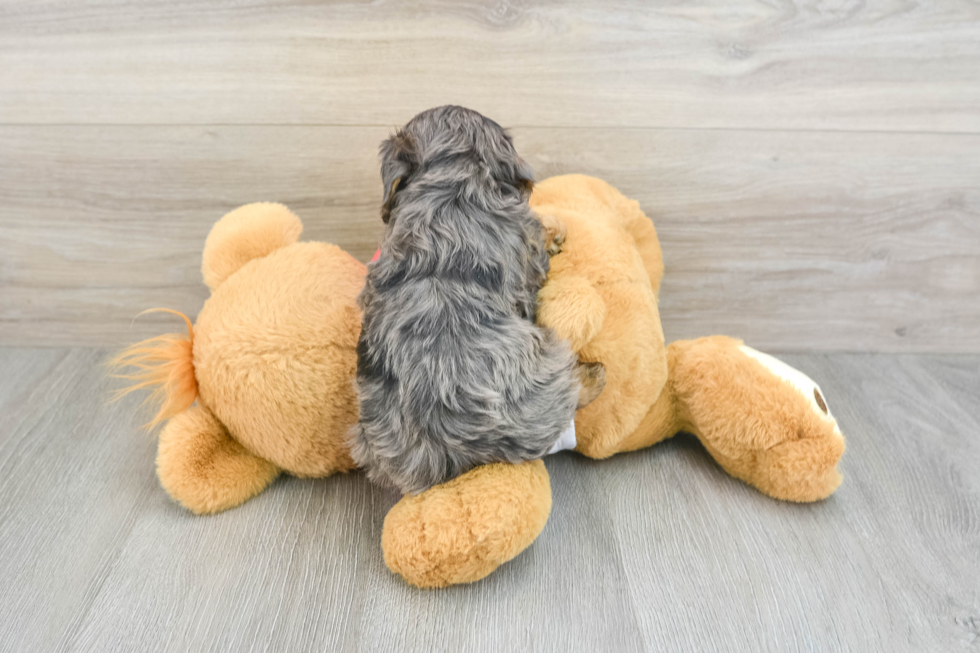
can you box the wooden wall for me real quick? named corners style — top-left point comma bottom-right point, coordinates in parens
top-left (1, 1), bottom-right (978, 351)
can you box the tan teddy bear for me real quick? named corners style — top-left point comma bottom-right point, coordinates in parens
top-left (112, 175), bottom-right (845, 588)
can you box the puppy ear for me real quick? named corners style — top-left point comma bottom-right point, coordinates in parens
top-left (380, 132), bottom-right (416, 224)
top-left (515, 156), bottom-right (535, 195)
top-left (496, 130), bottom-right (534, 196)
top-left (381, 184), bottom-right (400, 225)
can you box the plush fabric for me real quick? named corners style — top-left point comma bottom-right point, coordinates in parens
top-left (107, 309), bottom-right (198, 428)
top-left (157, 404), bottom-right (280, 514)
top-left (531, 175), bottom-right (669, 460)
top-left (194, 240), bottom-right (363, 477)
top-left (111, 174), bottom-right (846, 588)
top-left (201, 202), bottom-right (303, 291)
top-left (382, 460), bottom-right (552, 587)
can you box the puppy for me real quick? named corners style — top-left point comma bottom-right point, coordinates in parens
top-left (351, 105), bottom-right (604, 494)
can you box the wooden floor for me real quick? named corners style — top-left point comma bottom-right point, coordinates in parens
top-left (1, 1), bottom-right (979, 351)
top-left (0, 347), bottom-right (977, 652)
top-left (2, 2), bottom-right (978, 651)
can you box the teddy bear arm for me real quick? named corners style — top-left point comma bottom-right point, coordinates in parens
top-left (536, 275), bottom-right (607, 353)
top-left (157, 405), bottom-right (280, 514)
top-left (381, 460), bottom-right (552, 588)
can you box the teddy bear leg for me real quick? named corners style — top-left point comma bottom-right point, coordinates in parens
top-left (381, 460), bottom-right (552, 588)
top-left (157, 405), bottom-right (280, 514)
top-left (668, 336), bottom-right (845, 502)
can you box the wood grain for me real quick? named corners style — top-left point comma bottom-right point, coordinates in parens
top-left (0, 0), bottom-right (978, 131)
top-left (1, 126), bottom-right (977, 351)
top-left (1, 348), bottom-right (977, 652)
top-left (1, 2), bottom-right (977, 649)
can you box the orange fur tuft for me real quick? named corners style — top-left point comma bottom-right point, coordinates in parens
top-left (107, 309), bottom-right (199, 429)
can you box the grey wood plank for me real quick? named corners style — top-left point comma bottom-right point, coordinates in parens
top-left (1, 348), bottom-right (978, 651)
top-left (0, 348), bottom-right (160, 653)
top-left (594, 352), bottom-right (980, 651)
top-left (0, 347), bottom-right (65, 415)
top-left (1, 0), bottom-right (978, 131)
top-left (2, 126), bottom-right (978, 351)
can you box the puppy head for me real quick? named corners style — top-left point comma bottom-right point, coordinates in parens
top-left (379, 106), bottom-right (534, 222)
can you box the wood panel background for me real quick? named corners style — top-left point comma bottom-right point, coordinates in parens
top-left (1, 0), bottom-right (978, 351)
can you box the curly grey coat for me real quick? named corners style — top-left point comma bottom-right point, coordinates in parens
top-left (350, 106), bottom-right (581, 494)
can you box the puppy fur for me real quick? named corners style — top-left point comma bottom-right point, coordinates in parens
top-left (351, 105), bottom-right (581, 494)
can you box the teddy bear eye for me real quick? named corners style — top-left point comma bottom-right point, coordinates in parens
top-left (813, 388), bottom-right (828, 414)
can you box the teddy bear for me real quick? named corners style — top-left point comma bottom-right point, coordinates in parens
top-left (112, 174), bottom-right (845, 588)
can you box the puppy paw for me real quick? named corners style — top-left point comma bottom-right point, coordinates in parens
top-left (547, 228), bottom-right (566, 257)
top-left (538, 213), bottom-right (566, 256)
top-left (576, 361), bottom-right (606, 409)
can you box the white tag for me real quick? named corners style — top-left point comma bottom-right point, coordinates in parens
top-left (547, 419), bottom-right (577, 455)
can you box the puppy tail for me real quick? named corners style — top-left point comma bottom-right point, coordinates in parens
top-left (107, 308), bottom-right (199, 430)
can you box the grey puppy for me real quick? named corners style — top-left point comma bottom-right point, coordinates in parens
top-left (351, 105), bottom-right (604, 494)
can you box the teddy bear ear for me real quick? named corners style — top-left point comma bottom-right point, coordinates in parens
top-left (201, 203), bottom-right (303, 291)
